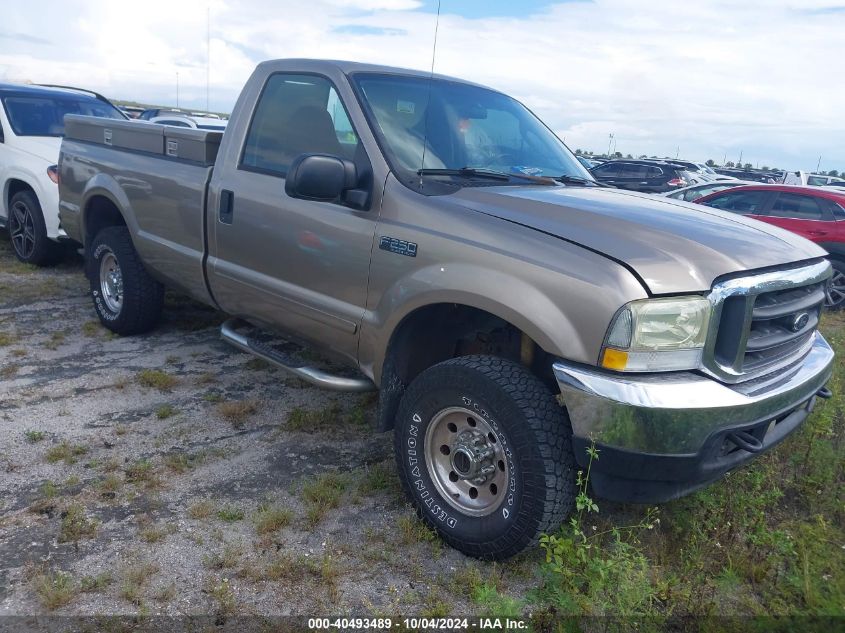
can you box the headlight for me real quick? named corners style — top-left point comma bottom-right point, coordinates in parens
top-left (600, 296), bottom-right (711, 372)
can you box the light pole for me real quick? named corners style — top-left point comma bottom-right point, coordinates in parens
top-left (607, 133), bottom-right (614, 157)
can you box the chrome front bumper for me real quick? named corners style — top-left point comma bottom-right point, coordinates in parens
top-left (554, 332), bottom-right (834, 456)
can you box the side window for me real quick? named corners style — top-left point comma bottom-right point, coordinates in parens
top-left (829, 201), bottom-right (845, 221)
top-left (704, 191), bottom-right (768, 215)
top-left (807, 175), bottom-right (825, 186)
top-left (593, 164), bottom-right (619, 177)
top-left (767, 193), bottom-right (825, 220)
top-left (646, 166), bottom-right (663, 178)
top-left (619, 164), bottom-right (648, 178)
top-left (241, 74), bottom-right (360, 176)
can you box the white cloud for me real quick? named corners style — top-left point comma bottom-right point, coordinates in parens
top-left (0, 0), bottom-right (843, 171)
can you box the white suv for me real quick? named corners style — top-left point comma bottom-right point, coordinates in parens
top-left (0, 84), bottom-right (125, 264)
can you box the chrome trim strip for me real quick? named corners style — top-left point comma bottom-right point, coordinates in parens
top-left (554, 332), bottom-right (834, 454)
top-left (220, 318), bottom-right (375, 392)
top-left (702, 260), bottom-right (832, 383)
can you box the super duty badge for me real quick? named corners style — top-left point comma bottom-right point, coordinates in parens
top-left (379, 236), bottom-right (418, 258)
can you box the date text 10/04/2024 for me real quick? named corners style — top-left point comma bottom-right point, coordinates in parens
top-left (307, 618), bottom-right (529, 630)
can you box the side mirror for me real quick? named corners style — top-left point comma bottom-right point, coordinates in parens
top-left (285, 153), bottom-right (369, 209)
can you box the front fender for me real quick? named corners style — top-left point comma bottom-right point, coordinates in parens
top-left (360, 257), bottom-right (646, 384)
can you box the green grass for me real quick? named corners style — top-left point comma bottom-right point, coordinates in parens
top-left (286, 399), bottom-right (372, 433)
top-left (24, 430), bottom-right (46, 443)
top-left (81, 321), bottom-right (102, 337)
top-left (136, 369), bottom-right (178, 391)
top-left (155, 404), bottom-right (177, 419)
top-left (45, 442), bottom-right (88, 465)
top-left (531, 313), bottom-right (845, 622)
top-left (216, 505), bottom-right (245, 522)
top-left (302, 471), bottom-right (350, 526)
top-left (80, 572), bottom-right (113, 593)
top-left (254, 504), bottom-right (293, 535)
top-left (58, 503), bottom-right (98, 544)
top-left (217, 399), bottom-right (259, 428)
top-left (32, 569), bottom-right (76, 610)
top-left (0, 331), bottom-right (18, 347)
top-left (119, 561), bottom-right (158, 606)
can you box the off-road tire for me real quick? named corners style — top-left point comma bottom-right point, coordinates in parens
top-left (8, 190), bottom-right (60, 266)
top-left (394, 355), bottom-right (576, 560)
top-left (88, 226), bottom-right (163, 335)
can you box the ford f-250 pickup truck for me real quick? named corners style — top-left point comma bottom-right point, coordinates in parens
top-left (58, 59), bottom-right (835, 559)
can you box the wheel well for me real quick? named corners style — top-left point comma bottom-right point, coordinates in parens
top-left (375, 303), bottom-right (554, 431)
top-left (84, 195), bottom-right (126, 246)
top-left (6, 179), bottom-right (35, 210)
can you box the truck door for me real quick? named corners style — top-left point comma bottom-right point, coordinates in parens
top-left (206, 72), bottom-right (377, 364)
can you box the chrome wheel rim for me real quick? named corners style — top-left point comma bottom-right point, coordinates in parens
top-left (826, 270), bottom-right (845, 308)
top-left (99, 251), bottom-right (123, 313)
top-left (424, 406), bottom-right (509, 517)
top-left (9, 200), bottom-right (35, 259)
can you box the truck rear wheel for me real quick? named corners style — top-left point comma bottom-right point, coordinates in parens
top-left (8, 190), bottom-right (60, 266)
top-left (393, 355), bottom-right (576, 559)
top-left (88, 227), bottom-right (163, 335)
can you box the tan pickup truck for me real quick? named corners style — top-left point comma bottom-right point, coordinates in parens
top-left (57, 59), bottom-right (834, 559)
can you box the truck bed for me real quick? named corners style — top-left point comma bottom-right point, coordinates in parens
top-left (59, 115), bottom-right (224, 304)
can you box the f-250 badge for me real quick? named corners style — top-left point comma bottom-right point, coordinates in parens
top-left (379, 236), bottom-right (418, 257)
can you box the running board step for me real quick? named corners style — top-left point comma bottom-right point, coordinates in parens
top-left (220, 318), bottom-right (375, 392)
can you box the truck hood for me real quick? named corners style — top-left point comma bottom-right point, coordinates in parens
top-left (450, 185), bottom-right (826, 294)
top-left (14, 136), bottom-right (61, 163)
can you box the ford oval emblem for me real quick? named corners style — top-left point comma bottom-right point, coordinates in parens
top-left (791, 312), bottom-right (810, 332)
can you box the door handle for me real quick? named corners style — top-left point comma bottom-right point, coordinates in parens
top-left (806, 230), bottom-right (827, 236)
top-left (219, 189), bottom-right (234, 224)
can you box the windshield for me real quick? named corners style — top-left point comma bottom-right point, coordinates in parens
top-left (2, 95), bottom-right (125, 137)
top-left (353, 73), bottom-right (590, 182)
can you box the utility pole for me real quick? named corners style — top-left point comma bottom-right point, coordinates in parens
top-left (676, 146), bottom-right (680, 159)
top-left (816, 155), bottom-right (822, 173)
top-left (738, 150), bottom-right (743, 166)
top-left (206, 7), bottom-right (210, 112)
top-left (723, 152), bottom-right (726, 165)
top-left (176, 72), bottom-right (179, 108)
top-left (607, 133), bottom-right (614, 157)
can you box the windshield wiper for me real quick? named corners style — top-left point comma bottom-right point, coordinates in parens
top-left (417, 167), bottom-right (555, 184)
top-left (552, 174), bottom-right (608, 187)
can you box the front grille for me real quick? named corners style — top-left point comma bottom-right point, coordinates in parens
top-left (704, 261), bottom-right (831, 383)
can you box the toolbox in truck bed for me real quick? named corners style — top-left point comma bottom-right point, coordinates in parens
top-left (64, 115), bottom-right (223, 165)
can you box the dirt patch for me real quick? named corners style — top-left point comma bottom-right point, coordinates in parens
top-left (0, 237), bottom-right (539, 616)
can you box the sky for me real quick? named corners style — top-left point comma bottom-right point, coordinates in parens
top-left (1, 0), bottom-right (843, 172)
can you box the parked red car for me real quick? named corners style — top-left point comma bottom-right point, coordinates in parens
top-left (696, 185), bottom-right (845, 309)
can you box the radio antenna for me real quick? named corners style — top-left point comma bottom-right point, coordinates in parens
top-left (419, 0), bottom-right (442, 188)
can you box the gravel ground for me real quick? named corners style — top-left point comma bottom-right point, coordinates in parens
top-left (0, 236), bottom-right (540, 619)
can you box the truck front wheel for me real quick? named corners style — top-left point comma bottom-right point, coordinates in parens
top-left (394, 355), bottom-right (576, 559)
top-left (88, 227), bottom-right (163, 335)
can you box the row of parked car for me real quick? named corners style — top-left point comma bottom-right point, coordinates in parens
top-left (0, 81), bottom-right (842, 310)
top-left (577, 157), bottom-right (845, 309)
top-left (0, 83), bottom-right (227, 266)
